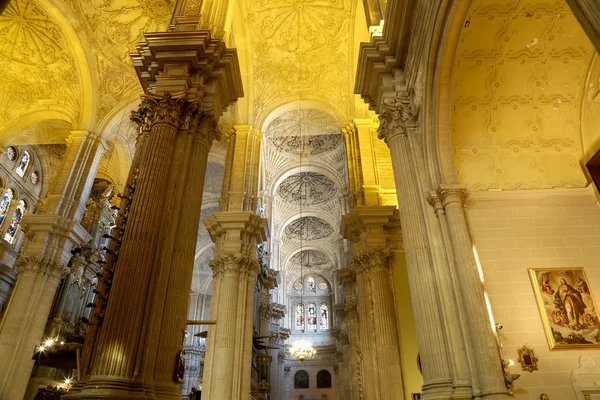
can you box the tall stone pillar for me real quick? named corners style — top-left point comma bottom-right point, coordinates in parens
top-left (343, 206), bottom-right (404, 400)
top-left (377, 89), bottom-right (510, 399)
top-left (435, 185), bottom-right (508, 398)
top-left (0, 131), bottom-right (105, 400)
top-left (202, 212), bottom-right (267, 400)
top-left (201, 120), bottom-right (266, 400)
top-left (68, 29), bottom-right (242, 399)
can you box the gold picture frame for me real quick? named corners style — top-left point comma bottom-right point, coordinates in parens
top-left (529, 268), bottom-right (600, 350)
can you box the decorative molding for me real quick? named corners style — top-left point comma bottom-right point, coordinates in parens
top-left (209, 254), bottom-right (259, 278)
top-left (15, 256), bottom-right (66, 281)
top-left (350, 249), bottom-right (392, 275)
top-left (465, 185), bottom-right (599, 209)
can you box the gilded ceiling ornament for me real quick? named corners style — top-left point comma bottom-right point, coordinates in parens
top-left (277, 172), bottom-right (337, 205)
top-left (284, 216), bottom-right (334, 240)
top-left (0, 0), bottom-right (81, 130)
top-left (248, 0), bottom-right (352, 121)
top-left (0, 0), bottom-right (64, 65)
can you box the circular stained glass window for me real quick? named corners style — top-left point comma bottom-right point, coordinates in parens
top-left (30, 171), bottom-right (39, 185)
top-left (319, 282), bottom-right (328, 290)
top-left (6, 147), bottom-right (16, 161)
top-left (294, 282), bottom-right (303, 291)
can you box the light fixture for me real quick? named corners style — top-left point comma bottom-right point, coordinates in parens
top-left (44, 339), bottom-right (54, 347)
top-left (64, 378), bottom-right (71, 385)
top-left (289, 339), bottom-right (317, 362)
top-left (38, 346), bottom-right (45, 352)
top-left (289, 113), bottom-right (316, 362)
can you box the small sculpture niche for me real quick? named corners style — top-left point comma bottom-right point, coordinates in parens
top-left (517, 345), bottom-right (538, 372)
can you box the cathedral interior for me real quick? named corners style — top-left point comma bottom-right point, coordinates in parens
top-left (0, 0), bottom-right (599, 399)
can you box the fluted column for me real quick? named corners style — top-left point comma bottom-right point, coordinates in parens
top-left (355, 266), bottom-right (379, 399)
top-left (437, 185), bottom-right (508, 398)
top-left (352, 250), bottom-right (404, 400)
top-left (202, 212), bottom-right (267, 400)
top-left (0, 130), bottom-right (105, 400)
top-left (377, 88), bottom-right (510, 399)
top-left (0, 258), bottom-right (65, 399)
top-left (339, 269), bottom-right (360, 400)
top-left (377, 97), bottom-right (460, 398)
top-left (70, 95), bottom-right (219, 399)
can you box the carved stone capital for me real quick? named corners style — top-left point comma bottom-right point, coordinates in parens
top-left (209, 254), bottom-right (259, 278)
top-left (350, 249), bottom-right (392, 275)
top-left (130, 93), bottom-right (186, 133)
top-left (437, 184), bottom-right (469, 207)
top-left (377, 95), bottom-right (418, 144)
top-left (16, 256), bottom-right (67, 281)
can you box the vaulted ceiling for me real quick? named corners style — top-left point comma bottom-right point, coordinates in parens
top-left (451, 0), bottom-right (597, 190)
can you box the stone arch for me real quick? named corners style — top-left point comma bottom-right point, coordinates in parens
top-left (258, 100), bottom-right (346, 133)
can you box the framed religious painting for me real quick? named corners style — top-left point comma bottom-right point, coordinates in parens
top-left (529, 268), bottom-right (600, 349)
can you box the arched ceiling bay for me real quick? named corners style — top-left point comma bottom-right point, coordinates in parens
top-left (284, 216), bottom-right (334, 241)
top-left (0, 0), bottom-right (83, 135)
top-left (277, 172), bottom-right (338, 206)
top-left (244, 0), bottom-right (359, 124)
top-left (266, 109), bottom-right (343, 155)
top-left (451, 0), bottom-right (596, 190)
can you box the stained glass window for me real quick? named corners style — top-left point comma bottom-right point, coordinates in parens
top-left (0, 189), bottom-right (14, 225)
top-left (4, 200), bottom-right (25, 244)
top-left (307, 303), bottom-right (317, 331)
top-left (320, 304), bottom-right (329, 331)
top-left (16, 151), bottom-right (30, 177)
top-left (306, 276), bottom-right (316, 292)
top-left (295, 303), bottom-right (305, 330)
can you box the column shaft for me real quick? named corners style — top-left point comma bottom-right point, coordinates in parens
top-left (355, 272), bottom-right (379, 399)
top-left (440, 188), bottom-right (508, 398)
top-left (384, 131), bottom-right (454, 395)
top-left (0, 130), bottom-right (104, 399)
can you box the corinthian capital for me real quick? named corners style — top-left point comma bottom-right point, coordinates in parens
top-left (130, 93), bottom-right (186, 131)
top-left (16, 256), bottom-right (67, 281)
top-left (209, 254), bottom-right (259, 278)
top-left (437, 184), bottom-right (469, 207)
top-left (350, 249), bottom-right (392, 275)
top-left (377, 96), bottom-right (418, 144)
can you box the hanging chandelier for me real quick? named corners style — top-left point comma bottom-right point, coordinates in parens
top-left (289, 110), bottom-right (316, 363)
top-left (289, 339), bottom-right (317, 362)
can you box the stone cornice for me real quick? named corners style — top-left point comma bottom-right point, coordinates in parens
top-left (341, 206), bottom-right (402, 251)
top-left (130, 30), bottom-right (243, 117)
top-left (354, 0), bottom-right (417, 112)
top-left (465, 185), bottom-right (599, 209)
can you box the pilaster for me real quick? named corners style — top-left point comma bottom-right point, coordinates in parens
top-left (434, 184), bottom-right (509, 399)
top-left (202, 211), bottom-right (267, 400)
top-left (342, 206), bottom-right (404, 400)
top-left (0, 130), bottom-right (104, 400)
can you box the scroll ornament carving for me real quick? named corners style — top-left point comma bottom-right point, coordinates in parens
top-left (209, 254), bottom-right (259, 278)
top-left (350, 249), bottom-right (392, 275)
top-left (377, 97), bottom-right (418, 144)
top-left (16, 256), bottom-right (66, 280)
top-left (130, 93), bottom-right (186, 132)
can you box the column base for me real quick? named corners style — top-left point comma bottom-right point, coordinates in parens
top-left (63, 377), bottom-right (181, 400)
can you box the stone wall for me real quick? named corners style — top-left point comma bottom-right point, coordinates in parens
top-left (468, 187), bottom-right (600, 399)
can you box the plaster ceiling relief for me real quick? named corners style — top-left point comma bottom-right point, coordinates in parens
top-left (582, 54), bottom-right (600, 153)
top-left (72, 0), bottom-right (175, 66)
top-left (276, 172), bottom-right (337, 205)
top-left (0, 0), bottom-right (81, 130)
top-left (288, 249), bottom-right (332, 271)
top-left (266, 109), bottom-right (342, 155)
top-left (247, 0), bottom-right (353, 121)
top-left (450, 0), bottom-right (596, 190)
top-left (284, 216), bottom-right (334, 240)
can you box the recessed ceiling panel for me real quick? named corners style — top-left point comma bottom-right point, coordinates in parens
top-left (277, 172), bottom-right (337, 205)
